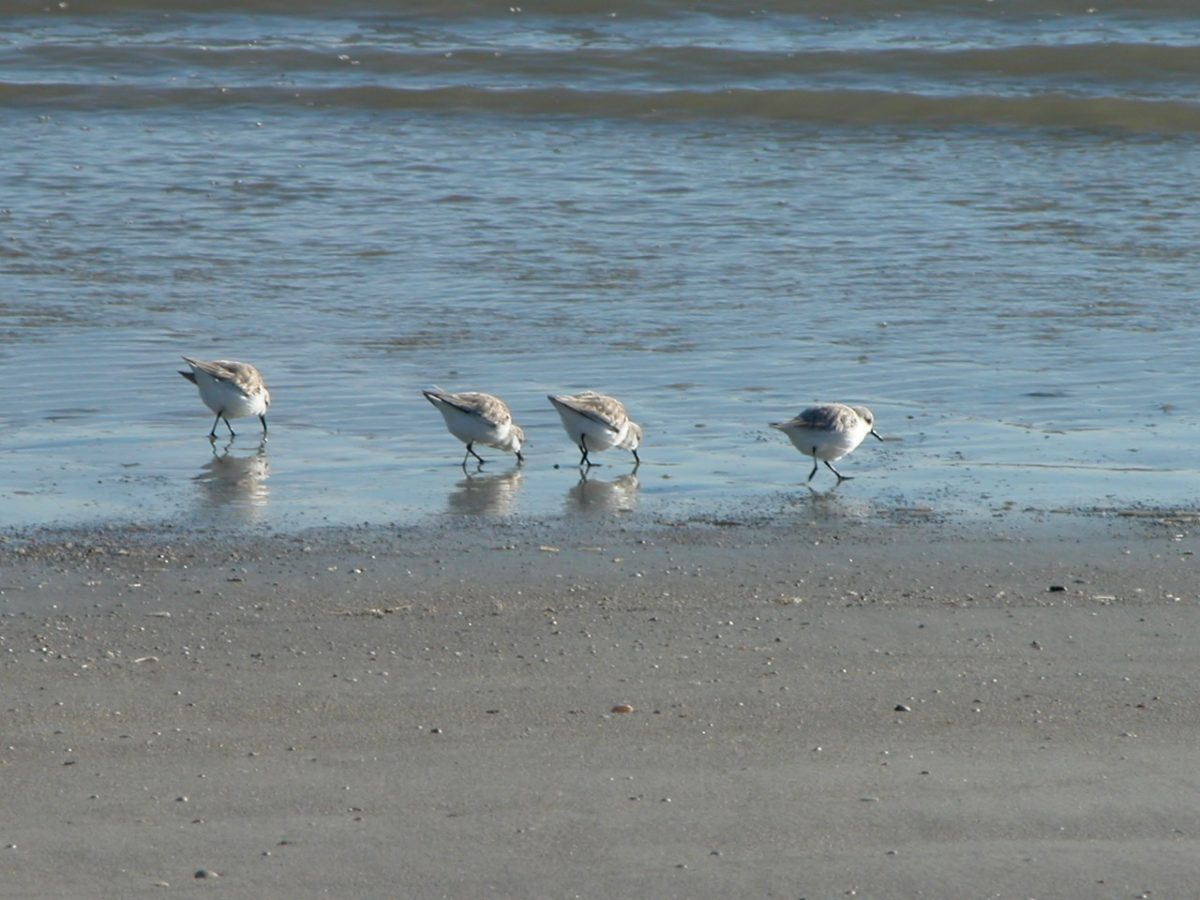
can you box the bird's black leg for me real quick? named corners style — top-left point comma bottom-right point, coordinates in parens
top-left (824, 460), bottom-right (850, 482)
top-left (631, 448), bottom-right (640, 466)
top-left (515, 449), bottom-right (524, 465)
top-left (209, 412), bottom-right (221, 438)
top-left (260, 414), bottom-right (268, 435)
top-left (466, 442), bottom-right (486, 465)
top-left (807, 451), bottom-right (819, 482)
top-left (223, 415), bottom-right (236, 438)
top-left (579, 435), bottom-right (593, 468)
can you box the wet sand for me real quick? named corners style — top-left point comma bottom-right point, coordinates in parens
top-left (3, 509), bottom-right (1199, 898)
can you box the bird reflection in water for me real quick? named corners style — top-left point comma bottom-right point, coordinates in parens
top-left (194, 439), bottom-right (269, 517)
top-left (796, 482), bottom-right (877, 522)
top-left (566, 470), bottom-right (640, 515)
top-left (446, 465), bottom-right (523, 516)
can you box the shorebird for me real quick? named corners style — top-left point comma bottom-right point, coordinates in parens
top-left (179, 357), bottom-right (270, 439)
top-left (770, 403), bottom-right (881, 483)
top-left (547, 391), bottom-right (642, 467)
top-left (423, 388), bottom-right (525, 467)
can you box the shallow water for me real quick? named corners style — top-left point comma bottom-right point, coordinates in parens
top-left (2, 2), bottom-right (1198, 530)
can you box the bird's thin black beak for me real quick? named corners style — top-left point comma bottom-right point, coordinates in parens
top-left (871, 429), bottom-right (884, 442)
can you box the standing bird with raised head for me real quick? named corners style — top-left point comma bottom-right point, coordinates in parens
top-left (423, 388), bottom-right (525, 467)
top-left (548, 391), bottom-right (642, 468)
top-left (179, 357), bottom-right (270, 439)
top-left (770, 403), bottom-right (881, 483)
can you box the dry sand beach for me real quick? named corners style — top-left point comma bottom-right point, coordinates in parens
top-left (3, 508), bottom-right (1199, 898)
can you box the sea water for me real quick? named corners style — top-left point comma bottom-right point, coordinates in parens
top-left (2, 1), bottom-right (1198, 529)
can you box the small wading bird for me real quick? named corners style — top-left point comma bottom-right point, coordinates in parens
top-left (770, 403), bottom-right (882, 483)
top-left (423, 388), bottom-right (525, 467)
top-left (548, 391), bottom-right (642, 468)
top-left (179, 357), bottom-right (270, 439)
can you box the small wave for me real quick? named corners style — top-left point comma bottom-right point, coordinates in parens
top-left (6, 0), bottom-right (1200, 17)
top-left (12, 42), bottom-right (1200, 86)
top-left (5, 82), bottom-right (1198, 133)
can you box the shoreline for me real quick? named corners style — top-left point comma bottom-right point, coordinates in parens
top-left (3, 512), bottom-right (1198, 897)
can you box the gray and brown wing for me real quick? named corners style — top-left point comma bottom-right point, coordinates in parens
top-left (424, 388), bottom-right (512, 427)
top-left (552, 392), bottom-right (627, 432)
top-left (794, 404), bottom-right (852, 430)
top-left (182, 357), bottom-right (265, 397)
